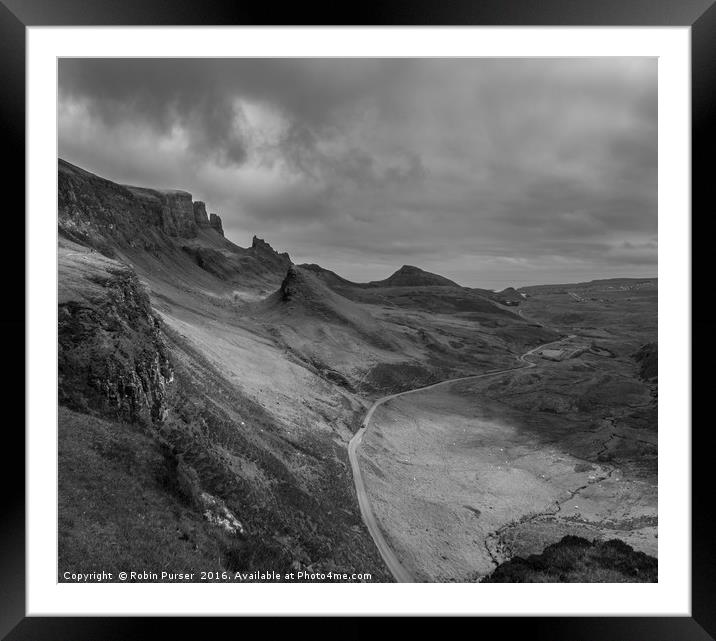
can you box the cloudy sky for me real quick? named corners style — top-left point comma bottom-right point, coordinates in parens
top-left (58, 58), bottom-right (657, 289)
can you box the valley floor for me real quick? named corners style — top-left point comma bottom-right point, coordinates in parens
top-left (360, 367), bottom-right (657, 581)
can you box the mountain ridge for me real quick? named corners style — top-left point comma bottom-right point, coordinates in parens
top-left (300, 262), bottom-right (461, 290)
top-left (60, 158), bottom-right (472, 296)
top-left (58, 158), bottom-right (292, 293)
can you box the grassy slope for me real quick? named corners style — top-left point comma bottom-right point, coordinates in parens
top-left (258, 266), bottom-right (558, 396)
top-left (59, 407), bottom-right (236, 577)
top-left (57, 243), bottom-right (389, 581)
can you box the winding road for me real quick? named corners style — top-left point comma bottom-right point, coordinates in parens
top-left (347, 336), bottom-right (573, 583)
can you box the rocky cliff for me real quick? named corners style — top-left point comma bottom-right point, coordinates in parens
top-left (248, 235), bottom-right (291, 273)
top-left (58, 251), bottom-right (174, 425)
top-left (59, 159), bottom-right (224, 250)
top-left (58, 159), bottom-right (294, 290)
top-left (193, 200), bottom-right (210, 226)
top-left (192, 201), bottom-right (225, 236)
top-left (209, 213), bottom-right (224, 236)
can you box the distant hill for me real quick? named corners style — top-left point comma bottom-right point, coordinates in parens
top-left (256, 263), bottom-right (556, 397)
top-left (300, 263), bottom-right (460, 289)
top-left (367, 265), bottom-right (460, 288)
top-left (299, 262), bottom-right (528, 319)
top-left (493, 286), bottom-right (524, 306)
top-left (520, 277), bottom-right (657, 296)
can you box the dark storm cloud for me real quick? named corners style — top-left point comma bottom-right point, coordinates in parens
top-left (58, 58), bottom-right (657, 288)
top-left (59, 59), bottom-right (394, 165)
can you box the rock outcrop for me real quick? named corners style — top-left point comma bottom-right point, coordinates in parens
top-left (252, 235), bottom-right (286, 255)
top-left (193, 200), bottom-right (210, 226)
top-left (482, 536), bottom-right (657, 583)
top-left (267, 265), bottom-right (383, 340)
top-left (192, 201), bottom-right (224, 236)
top-left (632, 342), bottom-right (658, 381)
top-left (209, 213), bottom-right (224, 236)
top-left (279, 265), bottom-right (303, 302)
top-left (158, 190), bottom-right (196, 237)
top-left (249, 235), bottom-right (291, 272)
top-left (58, 259), bottom-right (174, 425)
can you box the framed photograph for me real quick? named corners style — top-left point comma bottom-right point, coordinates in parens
top-left (5, 0), bottom-right (712, 638)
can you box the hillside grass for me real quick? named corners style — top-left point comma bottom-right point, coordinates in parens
top-left (58, 407), bottom-right (248, 579)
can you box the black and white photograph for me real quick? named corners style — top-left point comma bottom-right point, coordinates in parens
top-left (55, 56), bottom-right (660, 585)
top-left (56, 57), bottom-right (660, 584)
top-left (1, 0), bottom-right (710, 632)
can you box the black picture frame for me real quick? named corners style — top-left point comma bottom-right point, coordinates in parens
top-left (3, 0), bottom-right (711, 638)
